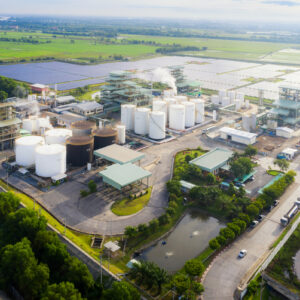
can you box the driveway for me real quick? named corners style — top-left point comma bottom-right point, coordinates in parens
top-left (203, 180), bottom-right (300, 299)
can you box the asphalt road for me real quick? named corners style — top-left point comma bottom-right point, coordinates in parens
top-left (203, 173), bottom-right (300, 300)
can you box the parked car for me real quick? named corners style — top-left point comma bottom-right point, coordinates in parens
top-left (273, 200), bottom-right (279, 207)
top-left (267, 205), bottom-right (274, 212)
top-left (238, 249), bottom-right (247, 258)
top-left (257, 215), bottom-right (265, 222)
top-left (251, 220), bottom-right (259, 228)
top-left (234, 182), bottom-right (245, 187)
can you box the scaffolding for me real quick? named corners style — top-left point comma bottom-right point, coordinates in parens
top-left (101, 71), bottom-right (152, 106)
top-left (0, 103), bottom-right (21, 150)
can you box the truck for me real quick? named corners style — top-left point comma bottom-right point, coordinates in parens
top-left (280, 201), bottom-right (300, 226)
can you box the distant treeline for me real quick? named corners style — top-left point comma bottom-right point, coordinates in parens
top-left (0, 76), bottom-right (29, 101)
top-left (156, 46), bottom-right (202, 54)
top-left (0, 37), bottom-right (51, 44)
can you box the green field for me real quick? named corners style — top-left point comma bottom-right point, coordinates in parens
top-left (1, 30), bottom-right (300, 65)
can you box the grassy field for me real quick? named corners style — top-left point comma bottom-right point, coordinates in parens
top-left (111, 187), bottom-right (152, 216)
top-left (1, 30), bottom-right (300, 64)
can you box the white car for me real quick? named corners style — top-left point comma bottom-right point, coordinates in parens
top-left (238, 249), bottom-right (247, 258)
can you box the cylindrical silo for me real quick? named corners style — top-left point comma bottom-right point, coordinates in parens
top-left (221, 96), bottom-right (230, 107)
top-left (15, 136), bottom-right (45, 167)
top-left (219, 90), bottom-right (227, 99)
top-left (164, 98), bottom-right (176, 124)
top-left (169, 105), bottom-right (185, 131)
top-left (174, 95), bottom-right (187, 104)
top-left (191, 99), bottom-right (205, 124)
top-left (66, 136), bottom-right (94, 167)
top-left (121, 104), bottom-right (136, 131)
top-left (71, 120), bottom-right (97, 137)
top-left (93, 128), bottom-right (117, 149)
top-left (235, 99), bottom-right (242, 111)
top-left (45, 129), bottom-right (72, 145)
top-left (35, 144), bottom-right (66, 177)
top-left (211, 95), bottom-right (220, 105)
top-left (245, 100), bottom-right (250, 109)
top-left (149, 111), bottom-right (166, 140)
top-left (37, 117), bottom-right (52, 132)
top-left (228, 91), bottom-right (236, 103)
top-left (22, 119), bottom-right (35, 133)
top-left (116, 125), bottom-right (126, 144)
top-left (152, 101), bottom-right (167, 124)
top-left (236, 92), bottom-right (245, 103)
top-left (134, 107), bottom-right (150, 135)
top-left (182, 102), bottom-right (195, 128)
top-left (213, 110), bottom-right (217, 121)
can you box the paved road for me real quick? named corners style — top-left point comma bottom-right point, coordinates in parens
top-left (203, 173), bottom-right (300, 300)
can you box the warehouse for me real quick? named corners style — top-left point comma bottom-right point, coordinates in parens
top-left (94, 144), bottom-right (145, 165)
top-left (276, 127), bottom-right (294, 139)
top-left (189, 147), bottom-right (233, 174)
top-left (99, 163), bottom-right (151, 190)
top-left (220, 127), bottom-right (257, 145)
top-left (71, 101), bottom-right (103, 116)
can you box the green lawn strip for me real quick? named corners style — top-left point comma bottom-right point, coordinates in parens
top-left (267, 170), bottom-right (283, 176)
top-left (111, 187), bottom-right (152, 216)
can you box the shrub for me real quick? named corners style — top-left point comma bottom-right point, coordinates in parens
top-left (88, 180), bottom-right (97, 193)
top-left (184, 259), bottom-right (204, 277)
top-left (216, 235), bottom-right (227, 246)
top-left (227, 223), bottom-right (241, 235)
top-left (158, 214), bottom-right (170, 225)
top-left (166, 207), bottom-right (176, 216)
top-left (246, 204), bottom-right (259, 218)
top-left (80, 190), bottom-right (89, 197)
top-left (209, 238), bottom-right (220, 250)
top-left (238, 213), bottom-right (251, 225)
top-left (191, 281), bottom-right (204, 294)
top-left (219, 227), bottom-right (235, 241)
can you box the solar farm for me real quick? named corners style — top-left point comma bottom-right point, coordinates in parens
top-left (2, 56), bottom-right (300, 98)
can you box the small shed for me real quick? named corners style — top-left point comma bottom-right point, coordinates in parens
top-left (278, 148), bottom-right (297, 160)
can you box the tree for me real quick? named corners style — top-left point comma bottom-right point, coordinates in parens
top-left (216, 235), bottom-right (227, 246)
top-left (227, 223), bottom-right (241, 235)
top-left (12, 85), bottom-right (28, 98)
top-left (244, 145), bottom-right (257, 158)
top-left (0, 192), bottom-right (20, 220)
top-left (230, 157), bottom-right (253, 179)
top-left (0, 238), bottom-right (49, 299)
top-left (88, 180), bottom-right (97, 193)
top-left (124, 226), bottom-right (137, 238)
top-left (103, 281), bottom-right (140, 300)
top-left (137, 223), bottom-right (148, 234)
top-left (191, 281), bottom-right (204, 295)
top-left (149, 219), bottom-right (159, 232)
top-left (172, 273), bottom-right (190, 295)
top-left (246, 204), bottom-right (259, 218)
top-left (42, 282), bottom-right (82, 300)
top-left (206, 173), bottom-right (216, 185)
top-left (219, 227), bottom-right (235, 241)
top-left (232, 219), bottom-right (247, 232)
top-left (184, 259), bottom-right (204, 277)
top-left (0, 90), bottom-right (8, 102)
top-left (238, 213), bottom-right (251, 225)
top-left (166, 180), bottom-right (181, 195)
top-left (274, 159), bottom-right (289, 172)
top-left (185, 155), bottom-right (192, 163)
top-left (62, 256), bottom-right (94, 296)
top-left (209, 238), bottom-right (220, 250)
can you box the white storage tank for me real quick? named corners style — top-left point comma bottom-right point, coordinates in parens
top-left (211, 95), bottom-right (220, 105)
top-left (149, 111), bottom-right (166, 140)
top-left (116, 125), bottom-right (126, 144)
top-left (228, 91), bottom-right (236, 103)
top-left (134, 107), bottom-right (150, 135)
top-left (37, 117), bottom-right (52, 132)
top-left (164, 98), bottom-right (176, 123)
top-left (35, 144), bottom-right (66, 178)
top-left (15, 136), bottom-right (45, 167)
top-left (245, 100), bottom-right (250, 109)
top-left (213, 110), bottom-right (217, 121)
top-left (169, 105), bottom-right (185, 131)
top-left (235, 99), bottom-right (242, 111)
top-left (182, 101), bottom-right (195, 127)
top-left (174, 95), bottom-right (187, 104)
top-left (236, 92), bottom-right (245, 103)
top-left (219, 90), bottom-right (227, 99)
top-left (221, 96), bottom-right (230, 107)
top-left (121, 104), bottom-right (136, 131)
top-left (191, 99), bottom-right (205, 124)
top-left (22, 118), bottom-right (37, 133)
top-left (153, 101), bottom-right (167, 124)
top-left (45, 129), bottom-right (72, 145)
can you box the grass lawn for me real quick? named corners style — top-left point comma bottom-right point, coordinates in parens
top-left (267, 170), bottom-right (283, 176)
top-left (111, 187), bottom-right (152, 216)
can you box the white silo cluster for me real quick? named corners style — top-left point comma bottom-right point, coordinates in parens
top-left (211, 90), bottom-right (245, 111)
top-left (121, 104), bottom-right (136, 131)
top-left (191, 99), bottom-right (205, 124)
top-left (169, 104), bottom-right (185, 130)
top-left (15, 135), bottom-right (67, 178)
top-left (22, 116), bottom-right (52, 134)
top-left (134, 108), bottom-right (150, 135)
top-left (149, 111), bottom-right (165, 140)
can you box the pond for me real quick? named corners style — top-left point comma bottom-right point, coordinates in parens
top-left (140, 210), bottom-right (225, 273)
top-left (293, 250), bottom-right (300, 279)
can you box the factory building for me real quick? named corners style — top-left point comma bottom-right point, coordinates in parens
top-left (101, 71), bottom-right (152, 106)
top-left (220, 127), bottom-right (257, 145)
top-left (270, 86), bottom-right (300, 126)
top-left (31, 83), bottom-right (49, 93)
top-left (189, 147), bottom-right (233, 174)
top-left (55, 95), bottom-right (76, 105)
top-left (70, 101), bottom-right (103, 116)
top-left (0, 102), bottom-right (21, 150)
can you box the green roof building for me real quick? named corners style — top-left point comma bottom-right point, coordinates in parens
top-left (189, 147), bottom-right (233, 174)
top-left (99, 163), bottom-right (151, 190)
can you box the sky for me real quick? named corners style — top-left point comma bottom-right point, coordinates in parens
top-left (2, 0), bottom-right (300, 23)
